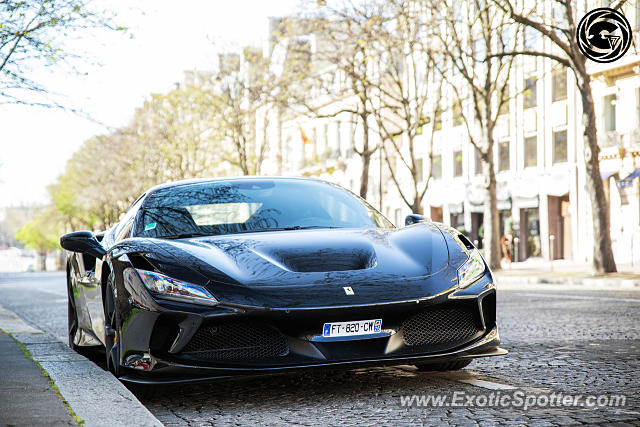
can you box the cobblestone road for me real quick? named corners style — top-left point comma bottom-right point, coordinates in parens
top-left (2, 273), bottom-right (639, 426)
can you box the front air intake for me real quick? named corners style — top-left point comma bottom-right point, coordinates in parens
top-left (402, 305), bottom-right (483, 351)
top-left (179, 320), bottom-right (289, 361)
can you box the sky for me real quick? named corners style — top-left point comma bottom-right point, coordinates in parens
top-left (0, 0), bottom-right (298, 208)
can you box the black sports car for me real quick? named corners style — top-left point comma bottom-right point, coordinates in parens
top-left (61, 177), bottom-right (505, 383)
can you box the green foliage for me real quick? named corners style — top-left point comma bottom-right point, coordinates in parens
top-left (44, 69), bottom-right (273, 231)
top-left (15, 208), bottom-right (61, 252)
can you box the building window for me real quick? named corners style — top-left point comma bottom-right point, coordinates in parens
top-left (552, 68), bottom-right (567, 101)
top-left (453, 150), bottom-right (463, 177)
top-left (432, 154), bottom-right (442, 179)
top-left (498, 140), bottom-right (510, 172)
top-left (524, 76), bottom-right (537, 109)
top-left (524, 135), bottom-right (537, 168)
top-left (395, 208), bottom-right (402, 227)
top-left (553, 130), bottom-right (568, 164)
top-left (474, 147), bottom-right (482, 175)
top-left (473, 38), bottom-right (486, 62)
top-left (416, 158), bottom-right (423, 182)
top-left (524, 27), bottom-right (538, 49)
top-left (636, 1), bottom-right (640, 30)
top-left (603, 94), bottom-right (616, 132)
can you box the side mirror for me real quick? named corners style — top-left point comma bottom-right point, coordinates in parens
top-left (405, 214), bottom-right (428, 226)
top-left (60, 231), bottom-right (106, 259)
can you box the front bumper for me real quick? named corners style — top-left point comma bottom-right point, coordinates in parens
top-left (116, 268), bottom-right (505, 384)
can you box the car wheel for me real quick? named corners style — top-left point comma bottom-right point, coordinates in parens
top-left (415, 360), bottom-right (472, 371)
top-left (67, 271), bottom-right (80, 352)
top-left (104, 271), bottom-right (122, 377)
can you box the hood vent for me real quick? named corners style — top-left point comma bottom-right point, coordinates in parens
top-left (273, 248), bottom-right (376, 273)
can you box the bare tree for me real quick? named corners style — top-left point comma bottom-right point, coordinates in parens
top-left (209, 49), bottom-right (273, 175)
top-left (1, 0), bottom-right (122, 106)
top-left (291, 1), bottom-right (395, 198)
top-left (427, 0), bottom-right (519, 269)
top-left (371, 0), bottom-right (444, 215)
top-left (491, 0), bottom-right (620, 273)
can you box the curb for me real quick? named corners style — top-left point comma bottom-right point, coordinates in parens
top-left (494, 275), bottom-right (640, 288)
top-left (0, 304), bottom-right (163, 427)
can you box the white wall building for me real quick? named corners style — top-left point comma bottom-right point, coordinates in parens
top-left (258, 4), bottom-right (640, 265)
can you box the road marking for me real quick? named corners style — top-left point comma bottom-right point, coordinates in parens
top-left (514, 292), bottom-right (640, 303)
top-left (456, 378), bottom-right (517, 390)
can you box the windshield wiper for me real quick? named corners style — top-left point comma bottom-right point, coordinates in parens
top-left (160, 232), bottom-right (211, 239)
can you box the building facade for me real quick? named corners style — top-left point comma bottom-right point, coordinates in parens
top-left (257, 4), bottom-right (640, 266)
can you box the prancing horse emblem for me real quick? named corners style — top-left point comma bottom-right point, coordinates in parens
top-left (343, 286), bottom-right (354, 295)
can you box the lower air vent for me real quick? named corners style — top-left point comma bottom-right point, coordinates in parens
top-left (402, 305), bottom-right (483, 350)
top-left (180, 321), bottom-right (289, 361)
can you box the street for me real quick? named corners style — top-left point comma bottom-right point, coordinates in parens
top-left (1, 272), bottom-right (639, 426)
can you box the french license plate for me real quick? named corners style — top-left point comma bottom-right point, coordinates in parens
top-left (322, 319), bottom-right (382, 338)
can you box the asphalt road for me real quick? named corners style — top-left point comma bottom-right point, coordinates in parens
top-left (1, 272), bottom-right (639, 426)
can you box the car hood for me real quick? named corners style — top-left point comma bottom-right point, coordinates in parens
top-left (146, 224), bottom-right (459, 308)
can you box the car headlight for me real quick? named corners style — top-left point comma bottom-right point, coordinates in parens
top-left (136, 269), bottom-right (218, 305)
top-left (457, 249), bottom-right (486, 288)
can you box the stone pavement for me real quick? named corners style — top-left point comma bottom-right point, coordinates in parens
top-left (0, 330), bottom-right (77, 426)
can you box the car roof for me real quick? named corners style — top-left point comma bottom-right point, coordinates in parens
top-left (144, 176), bottom-right (326, 196)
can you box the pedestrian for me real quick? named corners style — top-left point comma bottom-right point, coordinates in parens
top-left (501, 231), bottom-right (513, 263)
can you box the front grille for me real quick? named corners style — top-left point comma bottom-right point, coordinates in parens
top-left (180, 321), bottom-right (289, 361)
top-left (402, 305), bottom-right (483, 349)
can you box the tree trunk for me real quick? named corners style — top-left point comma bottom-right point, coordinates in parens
top-left (360, 118), bottom-right (370, 199)
top-left (360, 151), bottom-right (370, 199)
top-left (39, 251), bottom-right (47, 271)
top-left (277, 105), bottom-right (283, 175)
top-left (577, 73), bottom-right (617, 273)
top-left (482, 144), bottom-right (501, 270)
top-left (412, 198), bottom-right (423, 215)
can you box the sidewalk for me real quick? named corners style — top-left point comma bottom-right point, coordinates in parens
top-left (493, 258), bottom-right (640, 288)
top-left (0, 304), bottom-right (163, 427)
top-left (0, 331), bottom-right (77, 426)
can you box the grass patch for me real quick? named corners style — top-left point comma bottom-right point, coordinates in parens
top-left (0, 328), bottom-right (85, 426)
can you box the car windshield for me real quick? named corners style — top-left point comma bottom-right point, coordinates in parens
top-left (137, 179), bottom-right (393, 238)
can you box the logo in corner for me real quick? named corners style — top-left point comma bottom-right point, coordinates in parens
top-left (343, 286), bottom-right (354, 295)
top-left (577, 8), bottom-right (632, 63)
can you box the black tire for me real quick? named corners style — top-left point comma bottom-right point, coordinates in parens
top-left (415, 360), bottom-right (472, 371)
top-left (67, 264), bottom-right (81, 352)
top-left (104, 271), bottom-right (122, 377)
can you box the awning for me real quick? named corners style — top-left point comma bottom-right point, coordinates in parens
top-left (448, 202), bottom-right (464, 214)
top-left (469, 199), bottom-right (512, 213)
top-left (624, 168), bottom-right (640, 180)
top-left (514, 195), bottom-right (539, 209)
top-left (617, 168), bottom-right (640, 189)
